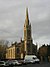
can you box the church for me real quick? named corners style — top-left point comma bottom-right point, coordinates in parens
top-left (6, 8), bottom-right (37, 59)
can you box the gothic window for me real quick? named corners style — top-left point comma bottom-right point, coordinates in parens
top-left (16, 48), bottom-right (20, 54)
top-left (27, 43), bottom-right (31, 53)
top-left (27, 30), bottom-right (31, 39)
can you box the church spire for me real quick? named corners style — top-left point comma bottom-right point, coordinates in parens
top-left (25, 7), bottom-right (29, 25)
top-left (26, 8), bottom-right (29, 20)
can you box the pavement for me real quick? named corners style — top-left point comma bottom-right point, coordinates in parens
top-left (11, 62), bottom-right (50, 67)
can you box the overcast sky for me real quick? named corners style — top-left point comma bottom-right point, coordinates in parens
top-left (0, 0), bottom-right (50, 47)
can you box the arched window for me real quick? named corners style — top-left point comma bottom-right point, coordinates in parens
top-left (16, 48), bottom-right (20, 53)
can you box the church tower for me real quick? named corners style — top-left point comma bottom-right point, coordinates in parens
top-left (24, 8), bottom-right (33, 55)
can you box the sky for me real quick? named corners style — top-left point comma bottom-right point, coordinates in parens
top-left (0, 0), bottom-right (50, 48)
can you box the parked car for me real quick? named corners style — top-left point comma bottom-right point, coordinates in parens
top-left (24, 55), bottom-right (40, 64)
top-left (0, 61), bottom-right (6, 67)
top-left (5, 60), bottom-right (12, 66)
top-left (33, 56), bottom-right (40, 63)
top-left (5, 60), bottom-right (22, 66)
top-left (11, 60), bottom-right (22, 66)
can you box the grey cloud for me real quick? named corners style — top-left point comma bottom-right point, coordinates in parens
top-left (0, 0), bottom-right (50, 47)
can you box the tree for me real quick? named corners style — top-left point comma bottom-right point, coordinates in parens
top-left (0, 40), bottom-right (9, 59)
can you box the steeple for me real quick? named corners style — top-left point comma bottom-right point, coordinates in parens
top-left (25, 8), bottom-right (29, 25)
top-left (26, 8), bottom-right (29, 20)
top-left (24, 8), bottom-right (33, 55)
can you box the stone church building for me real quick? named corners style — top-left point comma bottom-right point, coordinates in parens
top-left (6, 8), bottom-right (37, 59)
